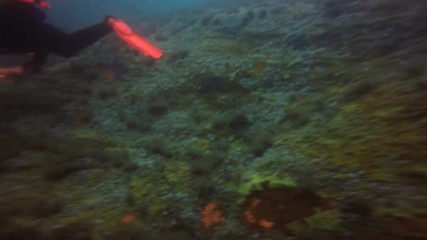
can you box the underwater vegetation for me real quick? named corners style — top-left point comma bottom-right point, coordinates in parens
top-left (1, 0), bottom-right (427, 239)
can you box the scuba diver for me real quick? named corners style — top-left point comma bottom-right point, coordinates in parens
top-left (0, 0), bottom-right (114, 74)
top-left (0, 0), bottom-right (163, 77)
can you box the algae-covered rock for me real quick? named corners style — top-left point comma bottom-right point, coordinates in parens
top-left (211, 112), bottom-right (250, 137)
top-left (341, 80), bottom-right (379, 102)
top-left (42, 153), bottom-right (86, 181)
top-left (101, 222), bottom-right (145, 240)
top-left (47, 220), bottom-right (93, 240)
top-left (0, 125), bottom-right (26, 161)
top-left (129, 177), bottom-right (167, 216)
top-left (189, 152), bottom-right (224, 177)
top-left (194, 72), bottom-right (247, 95)
top-left (129, 160), bottom-right (191, 217)
top-left (0, 87), bottom-right (64, 121)
top-left (0, 223), bottom-right (44, 240)
top-left (103, 147), bottom-right (134, 171)
top-left (140, 136), bottom-right (175, 158)
top-left (146, 95), bottom-right (170, 117)
top-left (382, 215), bottom-right (427, 239)
top-left (238, 174), bottom-right (297, 197)
top-left (0, 185), bottom-right (62, 218)
top-left (287, 209), bottom-right (343, 234)
top-left (282, 106), bottom-right (311, 129)
top-left (247, 132), bottom-right (274, 157)
top-left (120, 111), bottom-right (154, 133)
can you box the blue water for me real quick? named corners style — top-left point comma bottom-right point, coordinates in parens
top-left (47, 0), bottom-right (209, 31)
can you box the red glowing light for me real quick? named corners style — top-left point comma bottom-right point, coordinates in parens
top-left (0, 66), bottom-right (23, 79)
top-left (108, 18), bottom-right (164, 60)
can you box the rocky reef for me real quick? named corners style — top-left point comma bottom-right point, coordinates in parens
top-left (1, 0), bottom-right (426, 239)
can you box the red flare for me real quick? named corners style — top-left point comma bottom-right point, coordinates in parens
top-left (0, 66), bottom-right (23, 80)
top-left (108, 18), bottom-right (164, 60)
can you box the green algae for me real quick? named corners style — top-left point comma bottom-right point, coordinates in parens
top-left (287, 209), bottom-right (343, 233)
top-left (238, 173), bottom-right (296, 198)
top-left (164, 161), bottom-right (191, 192)
top-left (277, 59), bottom-right (427, 183)
top-left (129, 161), bottom-right (191, 216)
top-left (72, 127), bottom-right (105, 139)
top-left (191, 138), bottom-right (211, 154)
top-left (139, 136), bottom-right (175, 158)
top-left (130, 177), bottom-right (152, 202)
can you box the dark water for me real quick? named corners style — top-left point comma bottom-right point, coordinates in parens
top-left (1, 0), bottom-right (427, 239)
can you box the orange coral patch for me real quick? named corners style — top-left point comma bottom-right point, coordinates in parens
top-left (259, 219), bottom-right (275, 229)
top-left (200, 201), bottom-right (225, 229)
top-left (244, 210), bottom-right (256, 224)
top-left (121, 214), bottom-right (137, 223)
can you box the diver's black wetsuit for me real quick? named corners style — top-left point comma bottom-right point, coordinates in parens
top-left (0, 0), bottom-right (113, 73)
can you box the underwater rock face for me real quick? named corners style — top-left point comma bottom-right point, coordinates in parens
top-left (0, 90), bottom-right (63, 121)
top-left (0, 126), bottom-right (25, 161)
top-left (0, 0), bottom-right (426, 239)
top-left (0, 224), bottom-right (44, 240)
top-left (382, 216), bottom-right (427, 239)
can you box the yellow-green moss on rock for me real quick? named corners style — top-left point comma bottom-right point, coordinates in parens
top-left (238, 173), bottom-right (296, 198)
top-left (129, 161), bottom-right (191, 216)
top-left (287, 209), bottom-right (343, 233)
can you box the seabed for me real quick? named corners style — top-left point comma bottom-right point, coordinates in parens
top-left (1, 0), bottom-right (426, 239)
